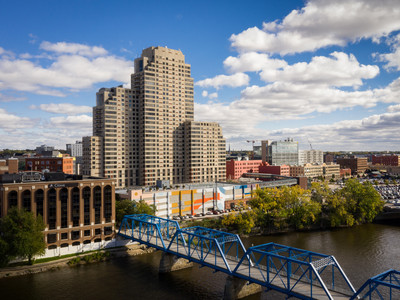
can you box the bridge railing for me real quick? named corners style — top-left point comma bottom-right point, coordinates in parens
top-left (118, 214), bottom-right (182, 250)
top-left (233, 243), bottom-right (356, 300)
top-left (350, 269), bottom-right (400, 300)
top-left (167, 226), bottom-right (247, 274)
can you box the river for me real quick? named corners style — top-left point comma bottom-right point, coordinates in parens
top-left (1, 222), bottom-right (400, 299)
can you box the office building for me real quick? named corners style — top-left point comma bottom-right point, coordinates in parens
top-left (0, 158), bottom-right (18, 175)
top-left (336, 156), bottom-right (368, 175)
top-left (299, 149), bottom-right (323, 165)
top-left (83, 46), bottom-right (226, 188)
top-left (25, 157), bottom-right (74, 174)
top-left (263, 138), bottom-right (299, 166)
top-left (226, 160), bottom-right (262, 180)
top-left (0, 172), bottom-right (115, 253)
top-left (66, 141), bottom-right (83, 157)
top-left (372, 155), bottom-right (399, 166)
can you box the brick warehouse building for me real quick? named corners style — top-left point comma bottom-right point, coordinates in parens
top-left (25, 157), bottom-right (74, 174)
top-left (0, 172), bottom-right (115, 257)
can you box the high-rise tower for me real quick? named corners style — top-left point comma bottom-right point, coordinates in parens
top-left (83, 46), bottom-right (225, 188)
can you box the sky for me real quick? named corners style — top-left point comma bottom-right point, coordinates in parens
top-left (1, 0), bottom-right (400, 152)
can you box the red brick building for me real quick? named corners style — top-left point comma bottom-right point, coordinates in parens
top-left (258, 163), bottom-right (290, 176)
top-left (0, 158), bottom-right (18, 175)
top-left (372, 155), bottom-right (399, 166)
top-left (25, 157), bottom-right (74, 174)
top-left (226, 160), bottom-right (262, 180)
top-left (336, 157), bottom-right (368, 175)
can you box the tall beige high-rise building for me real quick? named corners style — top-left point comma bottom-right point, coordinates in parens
top-left (83, 46), bottom-right (226, 188)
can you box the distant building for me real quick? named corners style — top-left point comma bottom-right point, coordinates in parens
top-left (299, 150), bottom-right (323, 165)
top-left (226, 160), bottom-right (262, 180)
top-left (323, 163), bottom-right (340, 179)
top-left (336, 156), bottom-right (368, 175)
top-left (0, 172), bottom-right (115, 257)
top-left (258, 163), bottom-right (290, 176)
top-left (66, 141), bottom-right (83, 157)
top-left (324, 153), bottom-right (335, 163)
top-left (340, 168), bottom-right (352, 178)
top-left (25, 157), bottom-right (74, 174)
top-left (265, 138), bottom-right (299, 166)
top-left (66, 141), bottom-right (83, 175)
top-left (35, 145), bottom-right (54, 155)
top-left (372, 155), bottom-right (399, 166)
top-left (290, 163), bottom-right (340, 179)
top-left (0, 158), bottom-right (18, 175)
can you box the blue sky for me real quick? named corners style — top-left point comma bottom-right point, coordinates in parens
top-left (1, 0), bottom-right (400, 151)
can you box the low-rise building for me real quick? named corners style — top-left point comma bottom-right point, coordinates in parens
top-left (226, 160), bottom-right (262, 180)
top-left (372, 155), bottom-right (399, 166)
top-left (323, 162), bottom-right (340, 179)
top-left (336, 156), bottom-right (368, 175)
top-left (290, 163), bottom-right (323, 178)
top-left (0, 158), bottom-right (18, 174)
top-left (0, 172), bottom-right (115, 257)
top-left (258, 163), bottom-right (290, 176)
top-left (25, 156), bottom-right (74, 174)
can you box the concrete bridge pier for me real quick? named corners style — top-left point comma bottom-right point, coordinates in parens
top-left (159, 252), bottom-right (193, 273)
top-left (224, 276), bottom-right (262, 299)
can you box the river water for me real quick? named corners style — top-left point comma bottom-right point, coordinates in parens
top-left (1, 222), bottom-right (400, 300)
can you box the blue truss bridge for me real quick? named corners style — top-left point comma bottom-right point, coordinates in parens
top-left (118, 214), bottom-right (400, 300)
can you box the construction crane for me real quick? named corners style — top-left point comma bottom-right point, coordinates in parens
top-left (307, 138), bottom-right (313, 150)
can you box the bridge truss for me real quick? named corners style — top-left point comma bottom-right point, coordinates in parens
top-left (118, 214), bottom-right (397, 300)
top-left (350, 269), bottom-right (400, 300)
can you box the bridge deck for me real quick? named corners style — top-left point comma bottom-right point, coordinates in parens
top-left (119, 228), bottom-right (352, 300)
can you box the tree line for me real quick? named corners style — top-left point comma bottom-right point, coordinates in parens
top-left (222, 178), bottom-right (384, 234)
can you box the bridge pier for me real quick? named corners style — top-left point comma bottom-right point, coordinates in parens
top-left (223, 276), bottom-right (262, 299)
top-left (159, 252), bottom-right (193, 273)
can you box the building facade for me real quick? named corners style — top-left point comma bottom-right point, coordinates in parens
top-left (266, 138), bottom-right (299, 166)
top-left (258, 164), bottom-right (290, 176)
top-left (25, 157), bottom-right (74, 174)
top-left (336, 156), bottom-right (368, 175)
top-left (0, 173), bottom-right (115, 252)
top-left (298, 150), bottom-right (323, 165)
top-left (372, 155), bottom-right (399, 166)
top-left (0, 158), bottom-right (18, 175)
top-left (83, 46), bottom-right (226, 188)
top-left (226, 160), bottom-right (262, 180)
top-left (66, 141), bottom-right (83, 157)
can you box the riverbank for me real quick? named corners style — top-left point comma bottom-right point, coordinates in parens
top-left (0, 243), bottom-right (155, 279)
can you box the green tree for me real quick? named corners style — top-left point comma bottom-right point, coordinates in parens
top-left (0, 208), bottom-right (46, 264)
top-left (340, 178), bottom-right (383, 224)
top-left (115, 198), bottom-right (156, 224)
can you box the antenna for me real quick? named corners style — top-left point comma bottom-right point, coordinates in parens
top-left (307, 138), bottom-right (313, 150)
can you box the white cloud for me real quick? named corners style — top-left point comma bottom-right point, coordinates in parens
top-left (0, 93), bottom-right (27, 102)
top-left (260, 52), bottom-right (379, 87)
top-left (387, 104), bottom-right (400, 112)
top-left (201, 90), bottom-right (218, 99)
top-left (30, 103), bottom-right (92, 115)
top-left (49, 115), bottom-right (92, 130)
top-left (209, 92), bottom-right (218, 99)
top-left (223, 52), bottom-right (287, 73)
top-left (0, 44), bottom-right (135, 96)
top-left (376, 35), bottom-right (400, 71)
top-left (195, 73), bottom-right (249, 89)
top-left (230, 0), bottom-right (400, 55)
top-left (0, 108), bottom-right (37, 131)
top-left (40, 41), bottom-right (108, 57)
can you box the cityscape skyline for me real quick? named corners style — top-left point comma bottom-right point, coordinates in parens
top-left (1, 0), bottom-right (400, 151)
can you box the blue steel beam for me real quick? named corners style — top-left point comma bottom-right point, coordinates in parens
top-left (350, 269), bottom-right (400, 300)
top-left (118, 215), bottom-right (366, 300)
